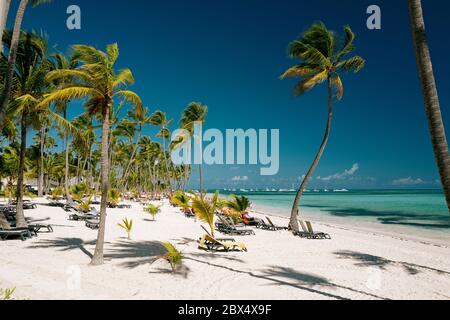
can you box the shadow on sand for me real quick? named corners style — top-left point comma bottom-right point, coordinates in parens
top-left (334, 250), bottom-right (450, 276)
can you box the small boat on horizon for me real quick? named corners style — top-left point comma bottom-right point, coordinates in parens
top-left (333, 189), bottom-right (349, 192)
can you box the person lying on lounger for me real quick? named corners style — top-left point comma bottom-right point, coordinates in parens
top-left (241, 212), bottom-right (262, 226)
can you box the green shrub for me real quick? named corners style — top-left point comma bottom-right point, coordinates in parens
top-left (144, 203), bottom-right (161, 221)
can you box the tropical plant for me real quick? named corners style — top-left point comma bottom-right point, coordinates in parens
top-left (226, 194), bottom-right (251, 214)
top-left (144, 203), bottom-right (161, 221)
top-left (0, 287), bottom-right (15, 300)
top-left (50, 186), bottom-right (63, 200)
top-left (153, 242), bottom-right (184, 273)
top-left (408, 0), bottom-right (450, 212)
top-left (191, 191), bottom-right (220, 236)
top-left (108, 188), bottom-right (121, 207)
top-left (280, 22), bottom-right (365, 231)
top-left (170, 190), bottom-right (191, 209)
top-left (70, 182), bottom-right (89, 201)
top-left (77, 195), bottom-right (93, 213)
top-left (180, 102), bottom-right (207, 196)
top-left (0, 0), bottom-right (52, 132)
top-left (117, 218), bottom-right (133, 240)
top-left (38, 43), bottom-right (142, 265)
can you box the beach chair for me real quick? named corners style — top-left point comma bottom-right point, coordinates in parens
top-left (85, 219), bottom-right (100, 230)
top-left (215, 216), bottom-right (255, 236)
top-left (198, 226), bottom-right (247, 252)
top-left (69, 211), bottom-right (99, 221)
top-left (29, 224), bottom-right (54, 233)
top-left (305, 221), bottom-right (331, 239)
top-left (293, 220), bottom-right (314, 238)
top-left (265, 217), bottom-right (288, 231)
top-left (0, 228), bottom-right (32, 241)
top-left (256, 219), bottom-right (277, 231)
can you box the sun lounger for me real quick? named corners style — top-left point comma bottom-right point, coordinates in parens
top-left (69, 212), bottom-right (99, 221)
top-left (0, 228), bottom-right (32, 241)
top-left (29, 224), bottom-right (53, 233)
top-left (198, 226), bottom-right (247, 252)
top-left (265, 217), bottom-right (288, 230)
top-left (85, 219), bottom-right (100, 230)
top-left (256, 219), bottom-right (277, 231)
top-left (294, 220), bottom-right (331, 239)
top-left (215, 216), bottom-right (255, 236)
top-left (305, 221), bottom-right (331, 239)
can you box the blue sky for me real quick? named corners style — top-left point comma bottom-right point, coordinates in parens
top-left (10, 0), bottom-right (450, 189)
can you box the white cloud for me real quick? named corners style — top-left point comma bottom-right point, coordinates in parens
top-left (232, 176), bottom-right (249, 181)
top-left (317, 163), bottom-right (360, 182)
top-left (392, 177), bottom-right (424, 186)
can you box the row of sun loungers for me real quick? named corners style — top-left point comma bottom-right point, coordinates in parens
top-left (215, 216), bottom-right (255, 236)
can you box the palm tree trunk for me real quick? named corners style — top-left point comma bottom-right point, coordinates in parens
top-left (408, 0), bottom-right (450, 212)
top-left (199, 163), bottom-right (203, 198)
top-left (0, 0), bottom-right (28, 132)
top-left (64, 109), bottom-right (74, 204)
top-left (0, 0), bottom-right (11, 54)
top-left (16, 113), bottom-right (28, 228)
top-left (90, 104), bottom-right (110, 266)
top-left (289, 77), bottom-right (333, 232)
top-left (38, 125), bottom-right (45, 197)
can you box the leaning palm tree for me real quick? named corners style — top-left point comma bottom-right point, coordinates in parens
top-left (280, 22), bottom-right (365, 232)
top-left (408, 0), bottom-right (450, 212)
top-left (180, 102), bottom-right (208, 197)
top-left (0, 0), bottom-right (52, 132)
top-left (38, 43), bottom-right (142, 265)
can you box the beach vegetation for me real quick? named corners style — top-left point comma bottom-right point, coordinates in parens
top-left (0, 287), bottom-right (15, 300)
top-left (153, 242), bottom-right (184, 273)
top-left (144, 203), bottom-right (161, 221)
top-left (281, 22), bottom-right (365, 231)
top-left (191, 191), bottom-right (220, 237)
top-left (118, 218), bottom-right (133, 240)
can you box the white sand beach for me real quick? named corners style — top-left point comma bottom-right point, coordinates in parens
top-left (1, 198), bottom-right (450, 300)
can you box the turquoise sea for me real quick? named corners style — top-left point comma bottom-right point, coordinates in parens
top-left (218, 189), bottom-right (450, 233)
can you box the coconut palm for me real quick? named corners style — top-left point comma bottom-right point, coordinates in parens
top-left (170, 190), bottom-right (191, 209)
top-left (280, 23), bottom-right (365, 231)
top-left (0, 0), bottom-right (11, 54)
top-left (47, 52), bottom-right (79, 203)
top-left (2, 31), bottom-right (71, 228)
top-left (180, 102), bottom-right (208, 197)
top-left (191, 191), bottom-right (219, 236)
top-left (38, 43), bottom-right (142, 265)
top-left (117, 218), bottom-right (133, 240)
top-left (408, 0), bottom-right (450, 212)
top-left (226, 194), bottom-right (251, 215)
top-left (0, 0), bottom-right (52, 132)
top-left (153, 242), bottom-right (184, 272)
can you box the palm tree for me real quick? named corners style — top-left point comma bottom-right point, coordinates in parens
top-left (150, 110), bottom-right (172, 188)
top-left (39, 43), bottom-right (142, 265)
top-left (226, 194), bottom-right (251, 215)
top-left (191, 191), bottom-right (219, 236)
top-left (280, 23), bottom-right (365, 232)
top-left (180, 102), bottom-right (208, 197)
top-left (0, 0), bottom-right (52, 132)
top-left (408, 0), bottom-right (450, 211)
top-left (48, 52), bottom-right (79, 204)
top-left (0, 0), bottom-right (11, 53)
top-left (3, 31), bottom-right (49, 228)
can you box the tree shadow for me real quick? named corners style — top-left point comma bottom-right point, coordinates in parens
top-left (334, 250), bottom-right (450, 276)
top-left (28, 237), bottom-right (95, 259)
top-left (105, 240), bottom-right (167, 269)
top-left (186, 256), bottom-right (386, 300)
